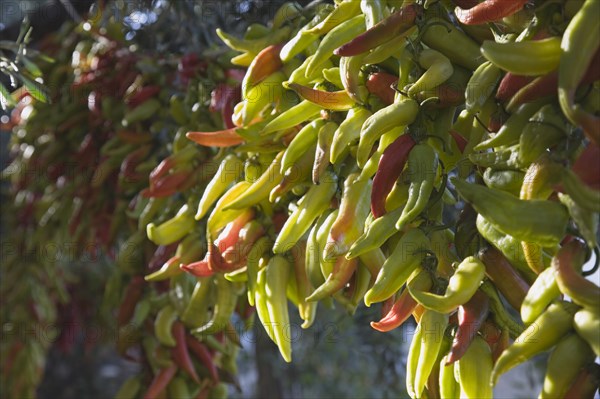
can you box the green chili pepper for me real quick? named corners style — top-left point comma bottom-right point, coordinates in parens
top-left (357, 98), bottom-right (419, 167)
top-left (456, 336), bottom-right (493, 399)
top-left (482, 168), bottom-right (524, 197)
top-left (206, 181), bottom-right (252, 238)
top-left (562, 168), bottom-right (600, 213)
top-left (408, 49), bottom-right (453, 97)
top-left (453, 178), bottom-right (569, 247)
top-left (280, 5), bottom-right (333, 61)
top-left (558, 193), bottom-right (599, 248)
top-left (223, 151), bottom-right (284, 210)
top-left (194, 276), bottom-right (237, 335)
top-left (262, 100), bottom-right (322, 136)
top-left (181, 277), bottom-right (214, 328)
top-left (407, 309), bottom-right (449, 399)
top-left (346, 206), bottom-right (404, 259)
top-left (312, 121), bottom-right (337, 184)
top-left (154, 304), bottom-right (178, 347)
top-left (331, 107), bottom-right (372, 165)
top-left (573, 308), bottom-right (600, 356)
top-left (364, 228), bottom-right (430, 306)
top-left (146, 204), bottom-right (195, 246)
top-left (395, 144), bottom-right (439, 230)
top-left (492, 301), bottom-right (579, 385)
top-left (265, 255), bottom-right (293, 362)
top-left (281, 119), bottom-right (324, 174)
top-left (274, 170), bottom-right (337, 253)
top-left (518, 105), bottom-right (567, 165)
top-left (558, 0), bottom-right (600, 146)
top-left (439, 355), bottom-right (459, 399)
top-left (246, 236), bottom-right (271, 307)
top-left (540, 333), bottom-right (595, 399)
top-left (305, 0), bottom-right (360, 36)
top-left (420, 16), bottom-right (484, 71)
top-left (410, 256), bottom-right (485, 314)
top-left (479, 280), bottom-right (524, 338)
top-left (306, 15), bottom-right (366, 78)
top-left (217, 26), bottom-right (292, 54)
top-left (481, 37), bottom-right (561, 77)
top-left (464, 61), bottom-right (502, 115)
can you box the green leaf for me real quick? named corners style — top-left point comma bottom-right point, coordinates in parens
top-left (19, 75), bottom-right (49, 103)
top-left (0, 82), bottom-right (16, 110)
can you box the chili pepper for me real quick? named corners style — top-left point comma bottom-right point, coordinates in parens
top-left (507, 48), bottom-right (600, 112)
top-left (453, 178), bottom-right (569, 247)
top-left (154, 304), bottom-right (178, 347)
top-left (564, 363), bottom-right (600, 399)
top-left (287, 54), bottom-right (333, 86)
top-left (365, 72), bottom-right (397, 106)
top-left (411, 256), bottom-right (485, 314)
top-left (571, 143), bottom-right (600, 191)
top-left (346, 206), bottom-right (404, 259)
top-left (142, 364), bottom-right (177, 399)
top-left (149, 145), bottom-right (197, 187)
top-left (195, 276), bottom-right (237, 335)
top-left (117, 276), bottom-right (145, 327)
top-left (280, 7), bottom-right (329, 62)
top-left (284, 83), bottom-right (354, 111)
top-left (195, 155), bottom-right (243, 220)
top-left (558, 193), bottom-right (598, 249)
top-left (241, 71), bottom-right (286, 125)
top-left (464, 61), bottom-right (501, 114)
top-left (541, 333), bottom-right (595, 399)
top-left (573, 308), bottom-right (600, 356)
top-left (370, 270), bottom-right (431, 332)
top-left (420, 16), bottom-right (483, 71)
top-left (121, 98), bottom-right (161, 127)
top-left (325, 174), bottom-right (371, 259)
top-left (273, 170), bottom-right (337, 253)
top-left (364, 228), bottom-right (430, 306)
top-left (559, 0), bottom-right (600, 146)
top-left (331, 107), bottom-right (372, 165)
top-left (206, 182), bottom-right (254, 241)
top-left (492, 301), bottom-right (579, 385)
top-left (481, 37), bottom-right (561, 77)
top-left (126, 85), bottom-right (161, 108)
top-left (334, 4), bottom-right (420, 57)
top-left (357, 98), bottom-right (419, 167)
top-left (554, 239), bottom-right (599, 310)
top-left (185, 336), bottom-right (219, 383)
top-left (479, 247), bottom-right (529, 310)
top-left (186, 127), bottom-right (244, 148)
top-left (264, 255), bottom-right (293, 362)
top-left (216, 25), bottom-right (291, 54)
top-left (518, 106), bottom-right (567, 166)
top-left (455, 0), bottom-right (528, 25)
top-left (479, 280), bottom-right (524, 338)
top-left (439, 355), bottom-right (459, 399)
top-left (395, 144), bottom-right (439, 230)
top-left (115, 376), bottom-right (141, 399)
top-left (363, 25), bottom-right (417, 65)
top-left (146, 204), bottom-right (195, 246)
top-left (271, 147), bottom-right (315, 201)
top-left (562, 167), bottom-right (600, 212)
top-left (242, 44), bottom-right (283, 97)
top-left (145, 256), bottom-right (183, 282)
top-left (312, 121), bottom-right (337, 184)
top-left (495, 73), bottom-right (533, 103)
top-left (223, 152), bottom-right (284, 211)
top-left (306, 255), bottom-right (357, 302)
top-left (306, 15), bottom-right (366, 77)
top-left (447, 289), bottom-right (489, 364)
top-left (181, 277), bottom-right (214, 328)
top-left (482, 168), bottom-right (524, 197)
top-left (262, 100), bottom-right (322, 136)
top-left (280, 119), bottom-right (324, 174)
top-left (322, 67), bottom-right (343, 88)
top-left (371, 134), bottom-right (416, 218)
top-left (170, 322), bottom-right (200, 383)
top-left (339, 55), bottom-right (368, 104)
top-left (316, 209), bottom-right (338, 281)
top-left (407, 309), bottom-right (449, 399)
top-left (455, 335), bottom-right (493, 399)
top-left (305, 0), bottom-right (359, 35)
top-left (408, 49), bottom-right (453, 97)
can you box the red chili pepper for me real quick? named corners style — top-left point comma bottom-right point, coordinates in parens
top-left (144, 170), bottom-right (192, 198)
top-left (172, 322), bottom-right (200, 383)
top-left (491, 327), bottom-right (509, 364)
top-left (455, 0), bottom-right (528, 25)
top-left (413, 83), bottom-right (465, 109)
top-left (127, 85), bottom-right (161, 108)
top-left (449, 130), bottom-right (467, 153)
top-left (572, 144), bottom-right (600, 190)
top-left (226, 68), bottom-right (246, 82)
top-left (180, 258), bottom-right (214, 277)
top-left (120, 145), bottom-right (152, 183)
top-left (507, 48), bottom-right (600, 111)
top-left (143, 364), bottom-right (178, 399)
top-left (479, 247), bottom-right (530, 310)
top-left (210, 84), bottom-right (237, 113)
top-left (564, 363), bottom-right (600, 399)
top-left (370, 288), bottom-right (418, 332)
top-left (446, 290), bottom-right (490, 364)
top-left (553, 238), bottom-right (598, 309)
top-left (185, 335), bottom-right (220, 383)
top-left (495, 73), bottom-right (533, 103)
top-left (117, 276), bottom-right (145, 327)
top-left (148, 243), bottom-right (179, 271)
top-left (244, 44), bottom-right (284, 89)
top-left (371, 134), bottom-right (416, 218)
top-left (366, 72), bottom-right (398, 106)
top-left (186, 128), bottom-right (244, 147)
top-left (335, 4), bottom-right (421, 56)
